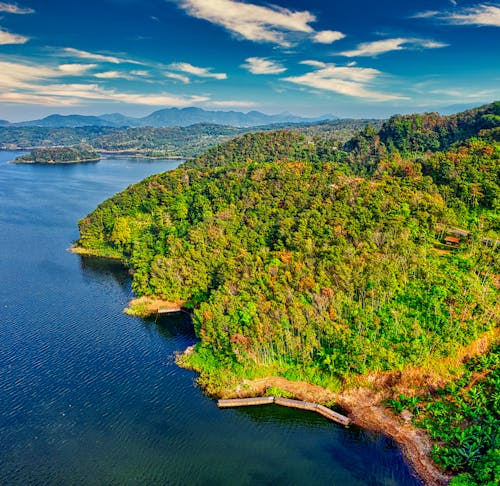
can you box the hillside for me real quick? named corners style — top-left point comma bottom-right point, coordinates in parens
top-left (75, 103), bottom-right (499, 485)
top-left (373, 101), bottom-right (499, 154)
top-left (0, 119), bottom-right (380, 158)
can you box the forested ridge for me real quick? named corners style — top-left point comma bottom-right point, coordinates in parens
top-left (76, 102), bottom-right (499, 484)
top-left (0, 119), bottom-right (378, 158)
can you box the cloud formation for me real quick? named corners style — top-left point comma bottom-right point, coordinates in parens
top-left (164, 71), bottom-right (191, 83)
top-left (242, 57), bottom-right (286, 75)
top-left (0, 59), bottom-right (208, 106)
top-left (340, 38), bottom-right (448, 57)
top-left (313, 30), bottom-right (345, 44)
top-left (179, 0), bottom-right (344, 47)
top-left (168, 62), bottom-right (227, 80)
top-left (58, 64), bottom-right (97, 75)
top-left (283, 61), bottom-right (406, 101)
top-left (62, 48), bottom-right (142, 65)
top-left (0, 27), bottom-right (28, 44)
top-left (0, 2), bottom-right (34, 14)
top-left (415, 4), bottom-right (500, 27)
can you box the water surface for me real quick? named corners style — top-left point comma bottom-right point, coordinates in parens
top-left (0, 151), bottom-right (422, 485)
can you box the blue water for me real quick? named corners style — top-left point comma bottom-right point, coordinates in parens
top-left (0, 151), bottom-right (422, 485)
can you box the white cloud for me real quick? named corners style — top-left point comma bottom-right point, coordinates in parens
top-left (242, 57), bottom-right (286, 75)
top-left (413, 10), bottom-right (440, 19)
top-left (58, 64), bottom-right (97, 75)
top-left (164, 71), bottom-right (191, 83)
top-left (313, 30), bottom-right (345, 44)
top-left (340, 38), bottom-right (448, 57)
top-left (62, 48), bottom-right (142, 65)
top-left (179, 0), bottom-right (344, 47)
top-left (168, 62), bottom-right (227, 80)
top-left (445, 4), bottom-right (500, 26)
top-left (0, 61), bottom-right (58, 88)
top-left (130, 70), bottom-right (149, 77)
top-left (414, 4), bottom-right (500, 27)
top-left (300, 60), bottom-right (326, 68)
top-left (94, 71), bottom-right (130, 79)
top-left (0, 2), bottom-right (34, 14)
top-left (283, 62), bottom-right (407, 101)
top-left (429, 88), bottom-right (497, 99)
top-left (0, 27), bottom-right (28, 44)
top-left (0, 59), bottom-right (209, 107)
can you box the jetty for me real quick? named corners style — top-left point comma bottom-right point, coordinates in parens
top-left (157, 306), bottom-right (183, 314)
top-left (217, 396), bottom-right (350, 426)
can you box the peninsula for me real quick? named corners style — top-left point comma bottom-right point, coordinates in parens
top-left (74, 102), bottom-right (500, 486)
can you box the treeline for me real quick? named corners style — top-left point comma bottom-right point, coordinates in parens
top-left (1, 119), bottom-right (383, 158)
top-left (92, 124), bottom-right (245, 157)
top-left (76, 102), bottom-right (499, 483)
top-left (183, 131), bottom-right (345, 169)
top-left (15, 145), bottom-right (100, 164)
top-left (77, 103), bottom-right (499, 376)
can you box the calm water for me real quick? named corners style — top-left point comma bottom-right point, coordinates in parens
top-left (0, 151), bottom-right (422, 485)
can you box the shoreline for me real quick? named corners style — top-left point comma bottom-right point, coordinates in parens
top-left (69, 245), bottom-right (123, 260)
top-left (1, 148), bottom-right (186, 161)
top-left (69, 245), bottom-right (496, 485)
top-left (178, 330), bottom-right (499, 486)
top-left (12, 158), bottom-right (101, 165)
top-left (176, 361), bottom-right (449, 486)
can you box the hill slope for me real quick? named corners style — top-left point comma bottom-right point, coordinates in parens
top-left (75, 102), bottom-right (499, 485)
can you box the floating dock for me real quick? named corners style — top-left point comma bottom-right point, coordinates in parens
top-left (217, 396), bottom-right (350, 426)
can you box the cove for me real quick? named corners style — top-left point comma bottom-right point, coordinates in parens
top-left (0, 151), bottom-right (422, 485)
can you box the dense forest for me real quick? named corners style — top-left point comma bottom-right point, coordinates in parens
top-left (15, 145), bottom-right (100, 164)
top-left (0, 119), bottom-right (380, 158)
top-left (76, 102), bottom-right (499, 485)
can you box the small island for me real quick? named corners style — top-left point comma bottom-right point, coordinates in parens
top-left (13, 145), bottom-right (101, 164)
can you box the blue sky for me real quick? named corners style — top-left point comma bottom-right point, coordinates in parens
top-left (0, 0), bottom-right (498, 120)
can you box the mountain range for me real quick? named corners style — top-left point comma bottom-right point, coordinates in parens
top-left (8, 107), bottom-right (338, 129)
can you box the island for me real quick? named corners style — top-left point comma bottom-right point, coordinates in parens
top-left (13, 145), bottom-right (101, 164)
top-left (74, 102), bottom-right (500, 486)
top-left (1, 120), bottom-right (382, 159)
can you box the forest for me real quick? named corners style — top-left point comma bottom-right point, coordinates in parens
top-left (0, 119), bottom-right (380, 158)
top-left (76, 102), bottom-right (499, 485)
top-left (14, 145), bottom-right (100, 164)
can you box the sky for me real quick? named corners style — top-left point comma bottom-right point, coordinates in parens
top-left (0, 0), bottom-right (498, 121)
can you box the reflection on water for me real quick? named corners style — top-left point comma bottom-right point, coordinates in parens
top-left (79, 255), bottom-right (131, 289)
top-left (0, 152), bottom-right (422, 485)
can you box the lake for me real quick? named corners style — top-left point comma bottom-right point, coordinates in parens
top-left (0, 151), bottom-right (422, 485)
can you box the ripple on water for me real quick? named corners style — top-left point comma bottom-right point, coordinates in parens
top-left (0, 154), bottom-right (422, 485)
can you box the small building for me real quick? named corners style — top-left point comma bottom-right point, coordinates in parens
top-left (444, 236), bottom-right (460, 247)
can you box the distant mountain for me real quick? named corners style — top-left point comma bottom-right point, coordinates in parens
top-left (139, 107), bottom-right (336, 127)
top-left (99, 113), bottom-right (143, 127)
top-left (14, 108), bottom-right (338, 128)
top-left (15, 114), bottom-right (116, 128)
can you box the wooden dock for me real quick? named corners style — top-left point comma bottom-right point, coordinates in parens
top-left (157, 306), bottom-right (182, 314)
top-left (218, 397), bottom-right (275, 408)
top-left (217, 396), bottom-right (350, 426)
